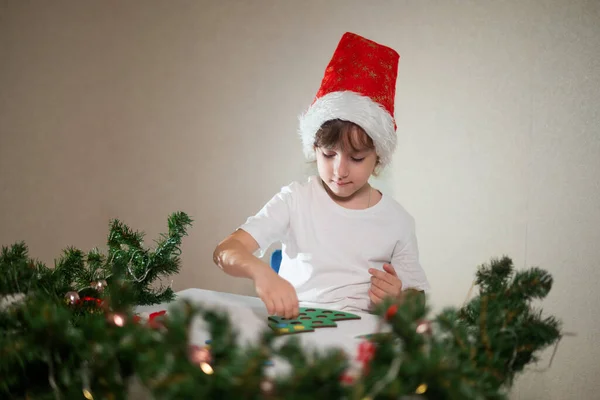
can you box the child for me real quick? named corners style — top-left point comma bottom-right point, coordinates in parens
top-left (213, 32), bottom-right (429, 319)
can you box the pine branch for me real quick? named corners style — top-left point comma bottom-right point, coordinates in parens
top-left (510, 267), bottom-right (553, 300)
top-left (0, 242), bottom-right (39, 295)
top-left (0, 218), bottom-right (562, 400)
top-left (475, 256), bottom-right (514, 292)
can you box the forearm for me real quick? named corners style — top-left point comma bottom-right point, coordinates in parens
top-left (213, 239), bottom-right (272, 280)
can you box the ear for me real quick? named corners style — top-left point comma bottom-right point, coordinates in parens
top-left (372, 160), bottom-right (381, 177)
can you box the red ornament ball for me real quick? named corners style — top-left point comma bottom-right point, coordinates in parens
top-left (385, 304), bottom-right (399, 320)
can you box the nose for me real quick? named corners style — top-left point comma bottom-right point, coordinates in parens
top-left (334, 157), bottom-right (349, 179)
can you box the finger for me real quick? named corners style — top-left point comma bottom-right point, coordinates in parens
top-left (289, 304), bottom-right (299, 320)
top-left (383, 263), bottom-right (398, 277)
top-left (368, 268), bottom-right (386, 279)
top-left (285, 296), bottom-right (298, 319)
top-left (285, 285), bottom-right (299, 319)
top-left (283, 296), bottom-right (291, 319)
top-left (373, 276), bottom-right (403, 297)
top-left (369, 289), bottom-right (382, 304)
top-left (370, 276), bottom-right (391, 290)
top-left (369, 267), bottom-right (396, 285)
top-left (371, 277), bottom-right (396, 295)
top-left (291, 297), bottom-right (299, 319)
top-left (369, 284), bottom-right (389, 300)
top-left (264, 297), bottom-right (276, 316)
top-left (370, 268), bottom-right (400, 287)
top-left (285, 307), bottom-right (295, 320)
top-left (275, 296), bottom-right (288, 318)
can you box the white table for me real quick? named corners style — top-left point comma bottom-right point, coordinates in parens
top-left (135, 288), bottom-right (388, 374)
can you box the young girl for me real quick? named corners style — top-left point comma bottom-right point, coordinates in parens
top-left (213, 32), bottom-right (429, 319)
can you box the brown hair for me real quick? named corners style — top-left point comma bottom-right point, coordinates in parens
top-left (315, 119), bottom-right (374, 150)
top-left (313, 119), bottom-right (380, 166)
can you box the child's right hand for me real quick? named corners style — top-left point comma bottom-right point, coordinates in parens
top-left (253, 269), bottom-right (299, 319)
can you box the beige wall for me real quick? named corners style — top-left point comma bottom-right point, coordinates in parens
top-left (1, 1), bottom-right (599, 398)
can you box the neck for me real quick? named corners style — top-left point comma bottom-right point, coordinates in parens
top-left (321, 179), bottom-right (372, 209)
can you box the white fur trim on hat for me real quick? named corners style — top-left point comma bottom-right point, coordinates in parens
top-left (298, 91), bottom-right (397, 168)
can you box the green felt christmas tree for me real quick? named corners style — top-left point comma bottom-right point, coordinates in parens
top-left (268, 307), bottom-right (361, 334)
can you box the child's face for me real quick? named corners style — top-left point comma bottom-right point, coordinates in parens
top-left (315, 144), bottom-right (378, 198)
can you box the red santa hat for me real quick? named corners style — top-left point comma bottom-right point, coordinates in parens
top-left (298, 32), bottom-right (400, 168)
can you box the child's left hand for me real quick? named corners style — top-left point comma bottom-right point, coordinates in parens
top-left (368, 263), bottom-right (403, 304)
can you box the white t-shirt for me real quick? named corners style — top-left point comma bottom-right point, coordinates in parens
top-left (240, 176), bottom-right (430, 313)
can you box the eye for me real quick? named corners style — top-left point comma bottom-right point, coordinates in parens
top-left (322, 152), bottom-right (335, 158)
top-left (351, 157), bottom-right (365, 162)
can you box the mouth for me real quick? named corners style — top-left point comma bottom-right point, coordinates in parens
top-left (333, 181), bottom-right (351, 186)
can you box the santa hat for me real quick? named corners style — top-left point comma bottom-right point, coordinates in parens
top-left (298, 32), bottom-right (400, 168)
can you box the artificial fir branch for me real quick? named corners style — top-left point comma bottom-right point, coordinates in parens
top-left (0, 214), bottom-right (562, 399)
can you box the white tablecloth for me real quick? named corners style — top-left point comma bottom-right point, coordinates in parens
top-left (135, 288), bottom-right (388, 374)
